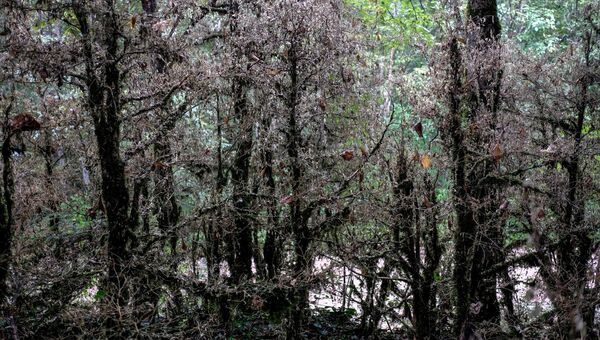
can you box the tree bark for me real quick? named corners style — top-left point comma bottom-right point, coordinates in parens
top-left (0, 133), bottom-right (14, 303)
top-left (262, 127), bottom-right (282, 279)
top-left (73, 1), bottom-right (134, 306)
top-left (448, 0), bottom-right (503, 335)
top-left (285, 39), bottom-right (312, 338)
top-left (393, 152), bottom-right (441, 339)
top-left (446, 36), bottom-right (475, 336)
top-left (229, 79), bottom-right (254, 282)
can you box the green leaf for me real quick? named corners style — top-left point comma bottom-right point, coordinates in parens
top-left (94, 289), bottom-right (107, 301)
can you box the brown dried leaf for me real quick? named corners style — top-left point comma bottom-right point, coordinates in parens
top-left (420, 154), bottom-right (431, 169)
top-left (492, 143), bottom-right (504, 161)
top-left (519, 127), bottom-right (527, 139)
top-left (537, 207), bottom-right (545, 219)
top-left (9, 114), bottom-right (41, 132)
top-left (341, 149), bottom-right (354, 161)
top-left (318, 99), bottom-right (326, 111)
top-left (39, 68), bottom-right (49, 81)
top-left (413, 121), bottom-right (423, 138)
top-left (468, 123), bottom-right (479, 134)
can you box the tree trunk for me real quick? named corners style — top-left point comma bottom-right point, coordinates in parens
top-left (262, 136), bottom-right (282, 280)
top-left (229, 80), bottom-right (254, 282)
top-left (393, 152), bottom-right (441, 339)
top-left (466, 0), bottom-right (503, 329)
top-left (74, 1), bottom-right (133, 306)
top-left (154, 140), bottom-right (181, 254)
top-left (446, 36), bottom-right (475, 336)
top-left (448, 0), bottom-right (503, 334)
top-left (0, 134), bottom-right (14, 303)
top-left (285, 40), bottom-right (312, 338)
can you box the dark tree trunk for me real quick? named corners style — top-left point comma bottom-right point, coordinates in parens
top-left (140, 0), bottom-right (181, 258)
top-left (94, 105), bottom-right (132, 306)
top-left (207, 102), bottom-right (225, 283)
top-left (447, 0), bottom-right (503, 335)
top-left (393, 152), bottom-right (441, 340)
top-left (0, 134), bottom-right (14, 303)
top-left (139, 0), bottom-right (184, 319)
top-left (42, 129), bottom-right (62, 258)
top-left (229, 80), bottom-right (254, 283)
top-left (154, 140), bottom-right (181, 254)
top-left (416, 176), bottom-right (442, 339)
top-left (284, 40), bottom-right (312, 338)
top-left (446, 36), bottom-right (476, 336)
top-left (262, 136), bottom-right (282, 280)
top-left (467, 0), bottom-right (501, 41)
top-left (466, 0), bottom-right (503, 327)
top-left (73, 1), bottom-right (133, 306)
top-left (203, 104), bottom-right (230, 325)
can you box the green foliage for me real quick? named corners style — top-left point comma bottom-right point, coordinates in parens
top-left (498, 0), bottom-right (595, 53)
top-left (346, 0), bottom-right (436, 49)
top-left (59, 194), bottom-right (92, 230)
top-left (94, 289), bottom-right (107, 301)
top-left (33, 9), bottom-right (81, 38)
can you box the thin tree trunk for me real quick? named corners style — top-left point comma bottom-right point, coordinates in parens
top-left (0, 133), bottom-right (14, 303)
top-left (446, 36), bottom-right (476, 336)
top-left (262, 134), bottom-right (282, 280)
top-left (154, 140), bottom-right (181, 254)
top-left (285, 39), bottom-right (311, 338)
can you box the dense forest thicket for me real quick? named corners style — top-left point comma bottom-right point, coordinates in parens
top-left (0, 0), bottom-right (599, 338)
